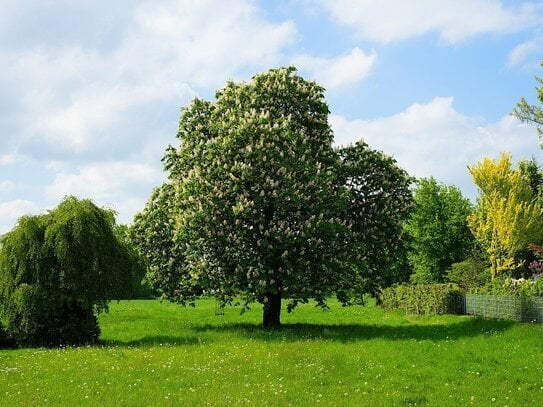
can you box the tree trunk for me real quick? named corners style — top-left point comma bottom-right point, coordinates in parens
top-left (262, 292), bottom-right (281, 328)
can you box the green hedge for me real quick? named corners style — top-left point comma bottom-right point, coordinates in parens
top-left (380, 283), bottom-right (464, 315)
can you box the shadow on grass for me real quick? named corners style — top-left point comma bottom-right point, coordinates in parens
top-left (192, 317), bottom-right (515, 343)
top-left (100, 335), bottom-right (204, 348)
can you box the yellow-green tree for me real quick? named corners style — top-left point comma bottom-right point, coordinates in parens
top-left (468, 153), bottom-right (543, 278)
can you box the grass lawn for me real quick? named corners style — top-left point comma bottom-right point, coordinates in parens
top-left (1, 298), bottom-right (542, 406)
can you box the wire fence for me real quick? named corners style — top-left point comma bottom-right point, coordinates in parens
top-left (464, 294), bottom-right (543, 323)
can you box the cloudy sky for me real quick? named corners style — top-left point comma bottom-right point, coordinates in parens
top-left (1, 0), bottom-right (543, 233)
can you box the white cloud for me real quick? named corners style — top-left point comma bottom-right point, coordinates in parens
top-left (508, 35), bottom-right (543, 67)
top-left (45, 160), bottom-right (164, 225)
top-left (331, 97), bottom-right (542, 199)
top-left (46, 162), bottom-right (162, 202)
top-left (0, 199), bottom-right (40, 234)
top-left (0, 0), bottom-right (300, 230)
top-left (3, 0), bottom-right (297, 155)
top-left (0, 153), bottom-right (25, 166)
top-left (320, 0), bottom-right (542, 44)
top-left (33, 79), bottom-right (193, 153)
top-left (0, 180), bottom-right (16, 192)
top-left (293, 47), bottom-right (376, 90)
top-left (131, 0), bottom-right (296, 87)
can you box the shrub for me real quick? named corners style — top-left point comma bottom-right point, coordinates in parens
top-left (471, 278), bottom-right (543, 297)
top-left (380, 283), bottom-right (464, 315)
top-left (447, 254), bottom-right (490, 290)
top-left (0, 197), bottom-right (139, 346)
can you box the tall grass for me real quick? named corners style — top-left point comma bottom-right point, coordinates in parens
top-left (1, 298), bottom-right (542, 406)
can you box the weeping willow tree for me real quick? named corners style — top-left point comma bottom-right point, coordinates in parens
top-left (0, 196), bottom-right (140, 346)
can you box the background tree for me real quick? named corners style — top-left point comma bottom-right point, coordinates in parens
top-left (338, 141), bottom-right (413, 297)
top-left (0, 196), bottom-right (138, 346)
top-left (468, 154), bottom-right (543, 278)
top-left (512, 61), bottom-right (543, 147)
top-left (518, 158), bottom-right (543, 200)
top-left (405, 177), bottom-right (475, 283)
top-left (133, 67), bottom-right (414, 327)
top-left (131, 183), bottom-right (190, 300)
top-left (113, 224), bottom-right (152, 298)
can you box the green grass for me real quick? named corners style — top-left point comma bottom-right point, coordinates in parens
top-left (1, 299), bottom-right (542, 406)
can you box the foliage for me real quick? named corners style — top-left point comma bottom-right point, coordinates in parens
top-left (379, 283), bottom-right (464, 315)
top-left (512, 61), bottom-right (543, 147)
top-left (134, 67), bottom-right (414, 326)
top-left (0, 196), bottom-right (137, 346)
top-left (167, 66), bottom-right (348, 326)
top-left (529, 243), bottom-right (543, 275)
top-left (338, 142), bottom-right (414, 297)
top-left (131, 183), bottom-right (194, 301)
top-left (468, 153), bottom-right (543, 278)
top-left (518, 158), bottom-right (543, 199)
top-left (471, 277), bottom-right (543, 297)
top-left (405, 177), bottom-right (475, 283)
top-left (114, 224), bottom-right (154, 298)
top-left (446, 251), bottom-right (490, 290)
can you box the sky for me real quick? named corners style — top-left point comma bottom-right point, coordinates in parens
top-left (1, 0), bottom-right (543, 233)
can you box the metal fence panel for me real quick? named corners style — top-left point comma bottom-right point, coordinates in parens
top-left (465, 294), bottom-right (543, 323)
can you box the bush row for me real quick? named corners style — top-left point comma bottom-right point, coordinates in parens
top-left (471, 278), bottom-right (543, 297)
top-left (380, 283), bottom-right (464, 315)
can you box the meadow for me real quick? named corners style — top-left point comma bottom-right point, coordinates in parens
top-left (1, 298), bottom-right (542, 406)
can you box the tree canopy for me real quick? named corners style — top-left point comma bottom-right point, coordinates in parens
top-left (133, 67), bottom-right (413, 327)
top-left (338, 142), bottom-right (413, 294)
top-left (405, 177), bottom-right (475, 283)
top-left (130, 183), bottom-right (188, 300)
top-left (0, 196), bottom-right (139, 345)
top-left (468, 154), bottom-right (543, 278)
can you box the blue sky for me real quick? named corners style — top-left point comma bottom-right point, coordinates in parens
top-left (1, 0), bottom-right (543, 233)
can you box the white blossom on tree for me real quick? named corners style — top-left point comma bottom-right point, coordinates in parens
top-left (132, 67), bottom-right (413, 327)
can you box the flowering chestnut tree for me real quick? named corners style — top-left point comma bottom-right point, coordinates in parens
top-left (133, 67), bottom-right (413, 327)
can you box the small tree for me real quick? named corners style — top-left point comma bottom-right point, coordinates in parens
top-left (133, 67), bottom-right (414, 327)
top-left (405, 178), bottom-right (475, 283)
top-left (468, 154), bottom-right (543, 278)
top-left (0, 196), bottom-right (138, 346)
